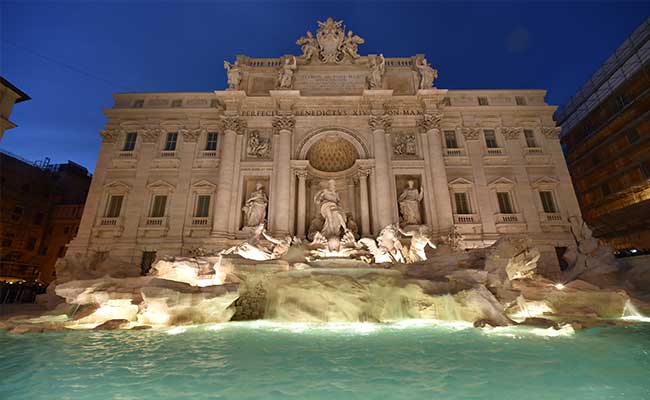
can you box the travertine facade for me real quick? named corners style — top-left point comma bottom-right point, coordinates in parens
top-left (67, 19), bottom-right (582, 275)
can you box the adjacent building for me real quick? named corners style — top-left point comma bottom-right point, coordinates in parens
top-left (65, 19), bottom-right (583, 277)
top-left (0, 151), bottom-right (91, 283)
top-left (0, 76), bottom-right (30, 141)
top-left (555, 17), bottom-right (650, 251)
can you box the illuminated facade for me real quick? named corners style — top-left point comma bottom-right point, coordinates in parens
top-left (67, 19), bottom-right (582, 275)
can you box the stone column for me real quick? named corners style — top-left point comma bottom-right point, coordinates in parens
top-left (369, 115), bottom-right (394, 229)
top-left (295, 170), bottom-right (308, 238)
top-left (212, 116), bottom-right (243, 236)
top-left (357, 169), bottom-right (371, 236)
top-left (346, 178), bottom-right (356, 218)
top-left (419, 113), bottom-right (454, 231)
top-left (272, 115), bottom-right (295, 235)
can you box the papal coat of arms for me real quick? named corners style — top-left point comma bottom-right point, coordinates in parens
top-left (296, 17), bottom-right (364, 64)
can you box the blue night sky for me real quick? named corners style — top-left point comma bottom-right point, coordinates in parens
top-left (1, 1), bottom-right (647, 171)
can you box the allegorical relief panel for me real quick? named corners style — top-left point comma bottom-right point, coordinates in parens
top-left (246, 130), bottom-right (272, 160)
top-left (392, 133), bottom-right (418, 158)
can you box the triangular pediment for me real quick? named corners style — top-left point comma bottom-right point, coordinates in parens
top-left (488, 177), bottom-right (516, 186)
top-left (146, 179), bottom-right (175, 191)
top-left (103, 180), bottom-right (131, 191)
top-left (532, 176), bottom-right (560, 187)
top-left (448, 177), bottom-right (474, 186)
top-left (192, 179), bottom-right (217, 189)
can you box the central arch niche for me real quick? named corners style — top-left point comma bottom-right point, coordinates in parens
top-left (306, 136), bottom-right (359, 172)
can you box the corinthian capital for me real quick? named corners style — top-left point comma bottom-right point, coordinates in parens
top-left (272, 115), bottom-right (296, 133)
top-left (461, 127), bottom-right (480, 141)
top-left (368, 115), bottom-right (392, 132)
top-left (417, 113), bottom-right (443, 132)
top-left (541, 126), bottom-right (561, 140)
top-left (181, 128), bottom-right (204, 143)
top-left (99, 129), bottom-right (121, 143)
top-left (502, 127), bottom-right (522, 140)
top-left (220, 116), bottom-right (246, 134)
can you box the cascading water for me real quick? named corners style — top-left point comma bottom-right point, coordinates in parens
top-left (621, 300), bottom-right (650, 322)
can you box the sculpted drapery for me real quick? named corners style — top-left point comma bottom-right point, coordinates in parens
top-left (313, 180), bottom-right (347, 238)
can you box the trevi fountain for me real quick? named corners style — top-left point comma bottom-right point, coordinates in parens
top-left (1, 17), bottom-right (649, 400)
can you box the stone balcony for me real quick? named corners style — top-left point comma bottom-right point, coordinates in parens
top-left (482, 148), bottom-right (510, 165)
top-left (494, 213), bottom-right (527, 233)
top-left (443, 148), bottom-right (469, 165)
top-left (111, 151), bottom-right (138, 169)
top-left (92, 217), bottom-right (124, 238)
top-left (138, 216), bottom-right (169, 237)
top-left (539, 212), bottom-right (569, 232)
top-left (453, 213), bottom-right (479, 224)
top-left (524, 147), bottom-right (551, 164)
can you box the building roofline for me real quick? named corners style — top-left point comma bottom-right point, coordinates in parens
top-left (0, 76), bottom-right (31, 103)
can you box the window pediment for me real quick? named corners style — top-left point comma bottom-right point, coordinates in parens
top-left (532, 176), bottom-right (559, 188)
top-left (448, 177), bottom-right (474, 187)
top-left (488, 177), bottom-right (516, 188)
top-left (146, 179), bottom-right (175, 192)
top-left (103, 180), bottom-right (131, 192)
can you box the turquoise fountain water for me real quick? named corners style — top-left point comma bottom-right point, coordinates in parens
top-left (1, 321), bottom-right (649, 399)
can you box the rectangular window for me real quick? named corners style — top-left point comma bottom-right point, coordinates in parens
top-left (133, 99), bottom-right (144, 108)
top-left (206, 132), bottom-right (218, 151)
top-left (454, 192), bottom-right (471, 214)
top-left (171, 99), bottom-right (182, 108)
top-left (210, 99), bottom-right (219, 108)
top-left (105, 195), bottom-right (124, 218)
top-left (33, 212), bottom-right (44, 225)
top-left (2, 238), bottom-right (12, 247)
top-left (444, 131), bottom-right (458, 148)
top-left (524, 129), bottom-right (538, 147)
top-left (441, 97), bottom-right (451, 106)
top-left (539, 191), bottom-right (557, 213)
top-left (195, 195), bottom-right (211, 217)
top-left (515, 96), bottom-right (527, 106)
top-left (150, 195), bottom-right (167, 218)
top-left (164, 132), bottom-right (178, 151)
top-left (642, 161), bottom-right (650, 179)
top-left (123, 132), bottom-right (137, 151)
top-left (497, 192), bottom-right (514, 214)
top-left (484, 130), bottom-right (498, 148)
top-left (58, 246), bottom-right (66, 258)
top-left (478, 97), bottom-right (489, 106)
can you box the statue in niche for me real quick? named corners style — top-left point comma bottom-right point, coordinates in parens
top-left (242, 183), bottom-right (268, 228)
top-left (247, 131), bottom-right (271, 158)
top-left (394, 135), bottom-right (417, 156)
top-left (313, 179), bottom-right (347, 238)
top-left (399, 226), bottom-right (437, 263)
top-left (415, 57), bottom-right (438, 89)
top-left (340, 31), bottom-right (364, 59)
top-left (223, 60), bottom-right (241, 90)
top-left (366, 54), bottom-right (385, 89)
top-left (296, 31), bottom-right (319, 62)
top-left (277, 56), bottom-right (297, 89)
top-left (398, 180), bottom-right (424, 225)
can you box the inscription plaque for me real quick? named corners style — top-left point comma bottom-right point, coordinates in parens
top-left (293, 70), bottom-right (368, 95)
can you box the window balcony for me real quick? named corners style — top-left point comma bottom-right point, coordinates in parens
top-left (200, 150), bottom-right (218, 158)
top-left (541, 212), bottom-right (563, 222)
top-left (100, 217), bottom-right (119, 226)
top-left (445, 148), bottom-right (465, 157)
top-left (191, 217), bottom-right (210, 226)
top-left (118, 151), bottom-right (135, 158)
top-left (160, 150), bottom-right (177, 158)
top-left (145, 217), bottom-right (167, 226)
top-left (524, 147), bottom-right (543, 155)
top-left (486, 147), bottom-right (505, 156)
top-left (453, 214), bottom-right (479, 224)
top-left (495, 213), bottom-right (523, 223)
